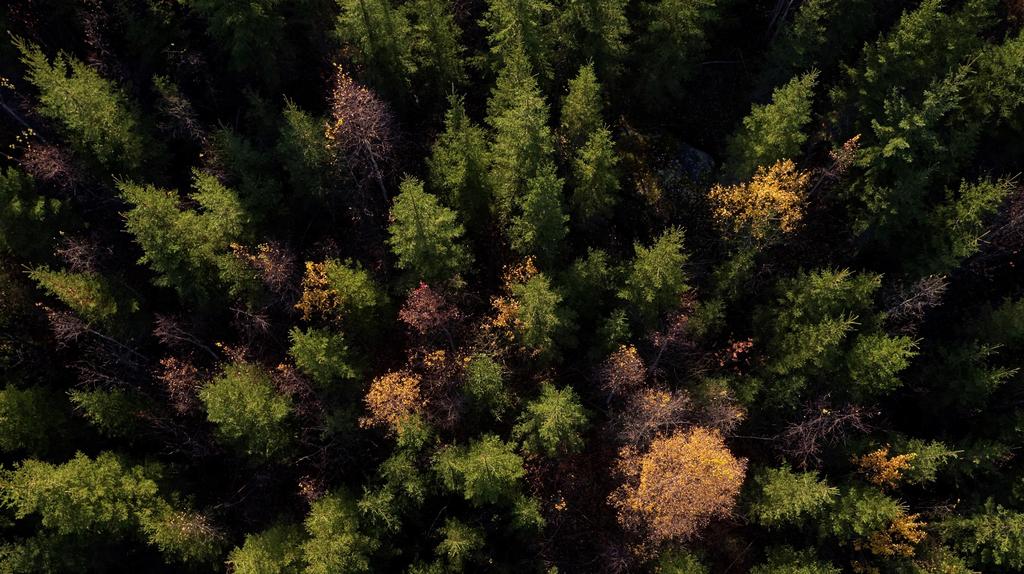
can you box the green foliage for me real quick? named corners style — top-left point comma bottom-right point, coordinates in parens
top-left (302, 490), bottom-right (380, 574)
top-left (0, 386), bottom-right (67, 453)
top-left (336, 0), bottom-right (414, 103)
top-left (635, 0), bottom-right (718, 105)
top-left (434, 434), bottom-right (526, 505)
top-left (435, 518), bottom-right (485, 572)
top-left (556, 0), bottom-right (628, 81)
top-left (388, 176), bottom-right (472, 284)
top-left (923, 178), bottom-right (1014, 273)
top-left (289, 327), bottom-right (358, 387)
top-left (748, 466), bottom-right (837, 528)
top-left (561, 64), bottom-right (604, 151)
top-left (187, 0), bottom-right (287, 85)
top-left (278, 101), bottom-right (331, 198)
top-left (844, 332), bottom-right (917, 399)
top-left (428, 95), bottom-right (491, 234)
top-left (513, 382), bottom-right (588, 456)
top-left (407, 0), bottom-right (466, 99)
top-left (68, 388), bottom-right (144, 438)
top-left (29, 267), bottom-right (136, 326)
top-left (1, 452), bottom-right (161, 536)
top-left (655, 548), bottom-right (710, 574)
top-left (820, 485), bottom-right (903, 543)
top-left (487, 49), bottom-right (555, 223)
top-left (942, 501), bottom-right (1024, 571)
top-left (512, 273), bottom-right (570, 358)
top-left (229, 523), bottom-right (306, 574)
top-left (119, 171), bottom-right (256, 304)
top-left (725, 71), bottom-right (818, 180)
top-left (572, 126), bottom-right (619, 223)
top-left (139, 506), bottom-right (224, 564)
top-left (618, 227), bottom-right (689, 325)
top-left (480, 0), bottom-right (555, 79)
top-left (750, 546), bottom-right (840, 574)
top-left (198, 362), bottom-right (293, 459)
top-left (0, 168), bottom-right (65, 259)
top-left (13, 37), bottom-right (146, 173)
top-left (463, 353), bottom-right (511, 419)
top-left (893, 438), bottom-right (958, 485)
top-left (509, 162), bottom-right (568, 267)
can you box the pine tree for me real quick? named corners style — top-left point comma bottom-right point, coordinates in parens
top-left (486, 49), bottom-right (555, 224)
top-left (29, 267), bottom-right (138, 327)
top-left (560, 63), bottom-right (604, 151)
top-left (434, 518), bottom-right (485, 572)
top-left (634, 0), bottom-right (718, 107)
top-left (229, 523), bottom-right (306, 574)
top-left (119, 171), bottom-right (257, 304)
top-left (434, 434), bottom-right (526, 506)
top-left (512, 382), bottom-right (588, 456)
top-left (302, 491), bottom-right (379, 574)
top-left (407, 0), bottom-right (466, 102)
top-left (388, 176), bottom-right (472, 284)
top-left (480, 0), bottom-right (555, 79)
top-left (0, 167), bottom-right (66, 260)
top-left (14, 37), bottom-right (147, 173)
top-left (748, 466), bottom-right (837, 528)
top-left (336, 0), bottom-right (415, 104)
top-left (0, 386), bottom-right (68, 454)
top-left (186, 0), bottom-right (288, 87)
top-left (428, 95), bottom-right (492, 235)
top-left (289, 327), bottom-right (359, 387)
top-left (725, 71), bottom-right (818, 181)
top-left (572, 126), bottom-right (619, 223)
top-left (511, 272), bottom-right (569, 358)
top-left (509, 162), bottom-right (568, 267)
top-left (198, 362), bottom-right (293, 460)
top-left (556, 0), bottom-right (628, 81)
top-left (278, 100), bottom-right (331, 198)
top-left (618, 227), bottom-right (690, 325)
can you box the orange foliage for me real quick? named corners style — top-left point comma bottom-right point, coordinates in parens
top-left (708, 159), bottom-right (810, 242)
top-left (855, 446), bottom-right (916, 488)
top-left (610, 427), bottom-right (746, 544)
top-left (360, 370), bottom-right (423, 432)
top-left (859, 513), bottom-right (927, 558)
top-left (295, 261), bottom-right (336, 321)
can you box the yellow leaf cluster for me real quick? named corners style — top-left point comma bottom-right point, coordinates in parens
top-left (708, 159), bottom-right (810, 242)
top-left (855, 446), bottom-right (917, 488)
top-left (295, 261), bottom-right (335, 321)
top-left (361, 370), bottom-right (423, 432)
top-left (611, 427), bottom-right (746, 543)
top-left (861, 513), bottom-right (927, 557)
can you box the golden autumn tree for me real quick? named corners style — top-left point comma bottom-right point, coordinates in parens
top-left (610, 427), bottom-right (747, 545)
top-left (855, 446), bottom-right (917, 488)
top-left (360, 370), bottom-right (423, 433)
top-left (708, 159), bottom-right (810, 244)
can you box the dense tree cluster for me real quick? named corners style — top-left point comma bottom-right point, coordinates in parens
top-left (1, 0), bottom-right (1024, 572)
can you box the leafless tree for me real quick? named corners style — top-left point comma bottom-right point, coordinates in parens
top-left (326, 67), bottom-right (398, 202)
top-left (778, 396), bottom-right (872, 468)
top-left (884, 274), bottom-right (948, 334)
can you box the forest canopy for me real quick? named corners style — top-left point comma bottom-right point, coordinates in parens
top-left (2, 0), bottom-right (1024, 572)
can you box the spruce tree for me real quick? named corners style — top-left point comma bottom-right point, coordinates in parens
top-left (509, 162), bottom-right (568, 267)
top-left (336, 0), bottom-right (415, 105)
top-left (387, 176), bottom-right (472, 284)
top-left (427, 96), bottom-right (491, 234)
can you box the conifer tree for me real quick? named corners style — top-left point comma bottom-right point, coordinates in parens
top-left (198, 362), bottom-right (293, 460)
top-left (29, 267), bottom-right (137, 327)
top-left (572, 126), bottom-right (619, 223)
top-left (434, 434), bottom-right (526, 506)
top-left (428, 95), bottom-right (492, 235)
top-left (302, 491), bottom-right (379, 574)
top-left (725, 71), bottom-right (818, 181)
top-left (14, 38), bottom-right (147, 173)
top-left (511, 272), bottom-right (569, 358)
top-left (119, 171), bottom-right (257, 304)
top-left (634, 0), bottom-right (719, 106)
top-left (556, 0), bottom-right (628, 81)
top-left (388, 176), bottom-right (472, 284)
top-left (560, 63), bottom-right (604, 151)
top-left (480, 0), bottom-right (555, 79)
top-left (289, 327), bottom-right (359, 387)
top-left (0, 168), bottom-right (65, 260)
top-left (296, 259), bottom-right (385, 331)
top-left (186, 0), bottom-right (288, 86)
top-left (486, 49), bottom-right (555, 223)
top-left (618, 227), bottom-right (690, 325)
top-left (407, 0), bottom-right (466, 101)
top-left (229, 523), bottom-right (306, 574)
top-left (509, 162), bottom-right (568, 267)
top-left (748, 466), bottom-right (837, 528)
top-left (336, 0), bottom-right (415, 104)
top-left (278, 101), bottom-right (331, 198)
top-left (512, 382), bottom-right (588, 456)
top-left (0, 386), bottom-right (68, 454)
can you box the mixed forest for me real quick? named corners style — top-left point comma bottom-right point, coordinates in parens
top-left (2, 0), bottom-right (1024, 572)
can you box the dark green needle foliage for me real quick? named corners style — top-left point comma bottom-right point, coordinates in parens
top-left (4, 2), bottom-right (1024, 571)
